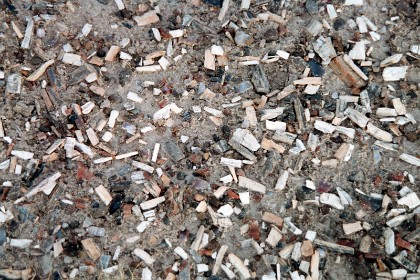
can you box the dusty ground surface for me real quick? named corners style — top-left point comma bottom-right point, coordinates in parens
top-left (0, 0), bottom-right (419, 279)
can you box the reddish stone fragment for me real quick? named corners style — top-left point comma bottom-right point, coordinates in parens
top-left (373, 175), bottom-right (381, 187)
top-left (199, 248), bottom-right (213, 256)
top-left (76, 162), bottom-right (94, 181)
top-left (248, 223), bottom-right (260, 241)
top-left (317, 181), bottom-right (333, 193)
top-left (73, 198), bottom-right (87, 209)
top-left (252, 193), bottom-right (263, 203)
top-left (337, 239), bottom-right (356, 247)
top-left (158, 98), bottom-right (169, 108)
top-left (389, 172), bottom-right (405, 182)
top-left (158, 28), bottom-right (171, 39)
top-left (395, 235), bottom-right (414, 251)
top-left (193, 169), bottom-right (209, 178)
top-left (226, 189), bottom-right (240, 199)
top-left (122, 204), bottom-right (133, 219)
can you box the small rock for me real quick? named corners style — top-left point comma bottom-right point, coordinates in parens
top-left (348, 171), bottom-right (365, 183)
top-left (251, 65), bottom-right (270, 94)
top-left (333, 18), bottom-right (346, 31)
top-left (235, 31), bottom-right (253, 46)
top-left (41, 254), bottom-right (53, 275)
top-left (6, 73), bottom-right (22, 93)
top-left (305, 0), bottom-right (318, 14)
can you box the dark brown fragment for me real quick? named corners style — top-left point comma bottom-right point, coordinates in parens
top-left (329, 56), bottom-right (366, 89)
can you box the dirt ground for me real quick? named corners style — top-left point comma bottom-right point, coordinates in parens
top-left (0, 0), bottom-right (419, 279)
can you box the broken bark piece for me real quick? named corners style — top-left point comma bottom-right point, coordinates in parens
top-left (251, 64), bottom-right (270, 94)
top-left (86, 128), bottom-right (99, 146)
top-left (294, 98), bottom-right (305, 130)
top-left (133, 11), bottom-right (160, 26)
top-left (349, 42), bottom-right (365, 60)
top-left (314, 120), bottom-right (335, 133)
top-left (81, 238), bottom-right (101, 260)
top-left (314, 239), bottom-right (354, 254)
top-left (329, 56), bottom-right (367, 88)
top-left (238, 176), bottom-right (266, 193)
top-left (6, 74), bottom-right (22, 94)
top-left (0, 268), bottom-right (34, 280)
top-left (68, 65), bottom-right (90, 85)
top-left (163, 140), bottom-right (185, 162)
top-left (284, 218), bottom-right (303, 235)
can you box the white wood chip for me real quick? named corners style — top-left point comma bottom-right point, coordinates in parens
top-left (266, 226), bottom-right (282, 247)
top-left (11, 150), bottom-right (34, 160)
top-left (392, 98), bottom-right (407, 115)
top-left (399, 153), bottom-right (420, 167)
top-left (211, 45), bottom-right (224, 56)
top-left (343, 222), bottom-right (363, 235)
top-left (114, 0), bottom-right (125, 10)
top-left (174, 246), bottom-right (188, 260)
top-left (238, 176), bottom-right (266, 193)
top-left (62, 53), bottom-right (82, 66)
top-left (140, 196), bottom-right (165, 210)
top-left (228, 253), bottom-right (251, 279)
top-left (380, 54), bottom-right (403, 67)
top-left (314, 120), bottom-right (336, 133)
top-left (115, 151), bottom-right (138, 160)
top-left (383, 66), bottom-right (408, 81)
top-left (133, 248), bottom-right (154, 265)
top-left (275, 170), bottom-right (289, 190)
top-left (366, 123), bottom-right (392, 142)
top-left (102, 131), bottom-right (113, 142)
top-left (266, 120), bottom-right (286, 131)
top-left (220, 157), bottom-right (243, 168)
top-left (132, 160), bottom-right (154, 173)
top-left (152, 143), bottom-right (160, 162)
top-left (95, 185), bottom-right (112, 205)
top-left (204, 50), bottom-right (216, 70)
top-left (108, 110), bottom-right (119, 128)
top-left (85, 128), bottom-right (99, 146)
